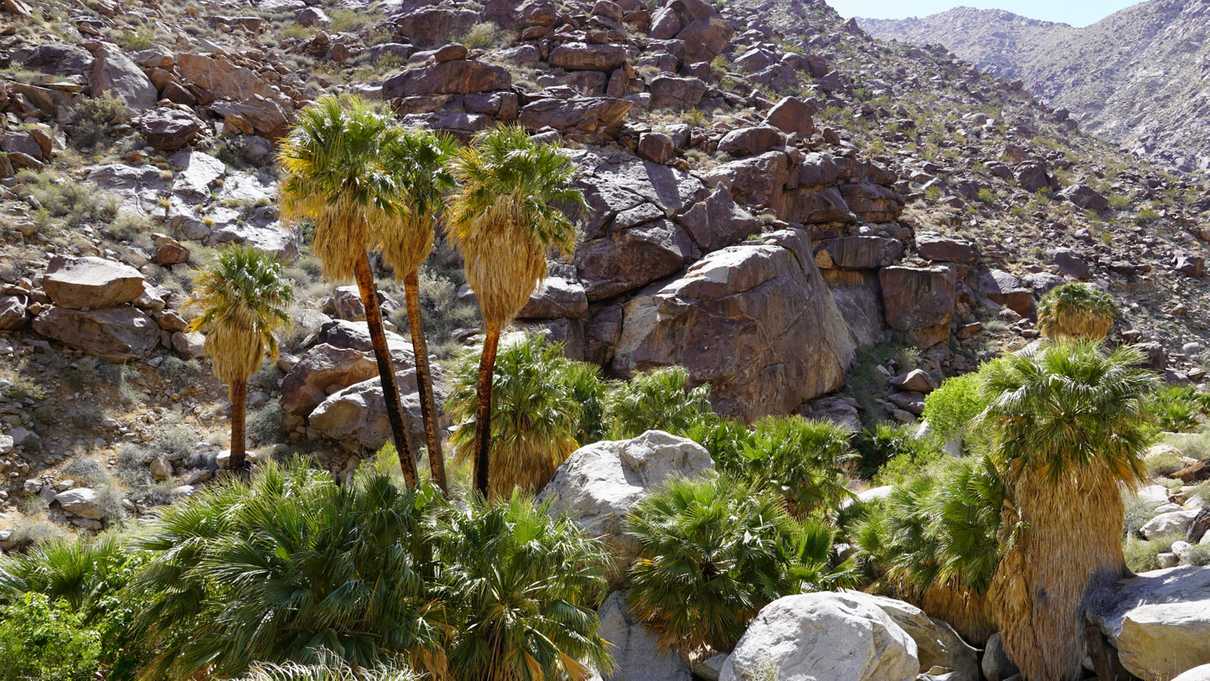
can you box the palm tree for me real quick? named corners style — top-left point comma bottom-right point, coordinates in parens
top-left (736, 416), bottom-right (857, 518)
top-left (446, 125), bottom-right (584, 496)
top-left (435, 493), bottom-right (612, 681)
top-left (130, 460), bottom-right (448, 680)
top-left (1036, 282), bottom-right (1118, 341)
top-left (379, 128), bottom-right (458, 494)
top-left (188, 246), bottom-right (292, 472)
top-left (980, 341), bottom-right (1156, 681)
top-left (606, 365), bottom-right (715, 439)
top-left (279, 95), bottom-right (419, 486)
top-left (626, 476), bottom-right (851, 655)
top-left (446, 334), bottom-right (593, 499)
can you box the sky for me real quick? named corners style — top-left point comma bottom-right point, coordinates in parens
top-left (828, 0), bottom-right (1140, 27)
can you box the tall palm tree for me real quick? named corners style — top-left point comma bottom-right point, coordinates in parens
top-left (446, 125), bottom-right (584, 497)
top-left (188, 246), bottom-right (292, 472)
top-left (378, 128), bottom-right (458, 494)
top-left (1036, 282), bottom-right (1118, 341)
top-left (980, 341), bottom-right (1156, 681)
top-left (278, 95), bottom-right (419, 486)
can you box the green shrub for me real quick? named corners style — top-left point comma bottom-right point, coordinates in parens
top-left (0, 593), bottom-right (102, 681)
top-left (1143, 385), bottom-right (1209, 434)
top-left (606, 366), bottom-right (714, 439)
top-left (67, 94), bottom-right (131, 149)
top-left (626, 477), bottom-right (849, 654)
top-left (922, 373), bottom-right (988, 444)
top-left (1145, 448), bottom-right (1187, 477)
top-left (855, 422), bottom-right (939, 482)
top-left (459, 21), bottom-right (502, 49)
top-left (1124, 533), bottom-right (1182, 573)
top-left (16, 169), bottom-right (119, 231)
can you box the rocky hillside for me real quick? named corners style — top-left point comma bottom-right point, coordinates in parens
top-left (0, 0), bottom-right (1207, 557)
top-left (860, 0), bottom-right (1210, 174)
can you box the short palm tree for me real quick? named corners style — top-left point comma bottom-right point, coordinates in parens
top-left (446, 334), bottom-right (587, 499)
top-left (188, 246), bottom-right (292, 471)
top-left (279, 95), bottom-right (419, 486)
top-left (447, 125), bottom-right (583, 496)
top-left (130, 460), bottom-right (448, 680)
top-left (626, 476), bottom-right (851, 655)
top-left (736, 416), bottom-right (857, 517)
top-left (1036, 282), bottom-right (1118, 341)
top-left (379, 128), bottom-right (458, 494)
top-left (436, 493), bottom-right (612, 681)
top-left (0, 534), bottom-right (126, 612)
top-left (980, 341), bottom-right (1156, 681)
top-left (606, 365), bottom-right (715, 439)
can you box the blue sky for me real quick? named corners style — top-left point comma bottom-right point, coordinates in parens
top-left (829, 0), bottom-right (1140, 27)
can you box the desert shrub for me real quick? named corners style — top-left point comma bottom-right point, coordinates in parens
top-left (922, 373), bottom-right (989, 444)
top-left (247, 401), bottom-right (286, 446)
top-left (1187, 544), bottom-right (1210, 567)
top-left (447, 334), bottom-right (599, 497)
top-left (605, 366), bottom-right (715, 439)
top-left (626, 477), bottom-right (849, 654)
top-left (16, 169), bottom-right (118, 231)
top-left (854, 422), bottom-right (939, 482)
top-left (67, 94), bottom-right (131, 149)
top-left (1164, 428), bottom-right (1210, 461)
top-left (1143, 385), bottom-right (1209, 434)
top-left (459, 21), bottom-right (501, 49)
top-left (238, 657), bottom-right (419, 681)
top-left (397, 265), bottom-right (478, 358)
top-left (1124, 495), bottom-right (1165, 536)
top-left (0, 593), bottom-right (102, 681)
top-left (1145, 447), bottom-right (1187, 478)
top-left (1123, 533), bottom-right (1183, 573)
top-left (116, 24), bottom-right (155, 50)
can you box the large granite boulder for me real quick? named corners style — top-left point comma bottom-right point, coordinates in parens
top-left (383, 59), bottom-right (511, 98)
top-left (598, 591), bottom-right (692, 681)
top-left (43, 256), bottom-right (144, 309)
top-left (137, 107), bottom-right (205, 152)
top-left (54, 487), bottom-right (106, 520)
top-left (518, 96), bottom-right (631, 140)
top-left (549, 42), bottom-right (629, 71)
top-left (392, 7), bottom-right (479, 46)
top-left (1088, 566), bottom-right (1210, 681)
top-left (280, 343), bottom-right (379, 430)
top-left (576, 219), bottom-right (698, 301)
top-left (33, 306), bottom-right (160, 360)
top-left (612, 229), bottom-right (855, 420)
top-left (306, 370), bottom-right (428, 452)
top-left (720, 592), bottom-right (920, 681)
top-left (841, 592), bottom-right (980, 681)
top-left (648, 75), bottom-right (707, 110)
top-left (536, 430), bottom-right (714, 574)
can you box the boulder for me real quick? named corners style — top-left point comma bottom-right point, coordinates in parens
top-left (677, 187), bottom-right (761, 253)
top-left (648, 75), bottom-right (707, 110)
top-left (1088, 567), bottom-right (1210, 681)
top-left (841, 592), bottom-right (980, 681)
top-left (1058, 184), bottom-right (1109, 212)
top-left (84, 41), bottom-right (157, 110)
top-left (518, 97), bottom-right (631, 139)
top-left (383, 59), bottom-right (511, 97)
top-left (33, 306), bottom-right (161, 360)
top-left (53, 487), bottom-right (106, 520)
top-left (549, 42), bottom-right (629, 71)
top-left (151, 233), bottom-right (190, 266)
top-left (637, 132), bottom-right (675, 164)
top-left (177, 52), bottom-right (291, 110)
top-left (677, 16), bottom-right (733, 62)
top-left (720, 592), bottom-right (919, 681)
top-left (1049, 247), bottom-right (1091, 280)
top-left (981, 633), bottom-right (1019, 681)
top-left (818, 236), bottom-right (904, 270)
top-left (1015, 161), bottom-right (1057, 193)
top-left (765, 96), bottom-right (817, 136)
top-left (536, 430), bottom-right (714, 573)
top-left (1141, 509), bottom-right (1201, 539)
top-left (295, 6), bottom-right (330, 26)
top-left (306, 370), bottom-right (428, 452)
top-left (612, 229), bottom-right (855, 420)
top-left (598, 591), bottom-right (692, 681)
top-left (576, 219), bottom-right (698, 301)
top-left (137, 108), bottom-right (204, 151)
top-left (717, 125), bottom-right (785, 157)
top-left (392, 7), bottom-right (479, 47)
top-left (43, 256), bottom-right (145, 309)
top-left (519, 277), bottom-right (589, 320)
top-left (210, 97), bottom-right (290, 138)
top-left (281, 343), bottom-right (380, 429)
top-left (1174, 665), bottom-right (1210, 681)
top-left (879, 266), bottom-right (956, 348)
top-left (979, 269), bottom-right (1035, 316)
top-left (916, 232), bottom-right (978, 265)
top-left (0, 295), bottom-right (28, 330)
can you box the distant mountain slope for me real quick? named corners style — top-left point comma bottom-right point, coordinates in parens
top-left (859, 1), bottom-right (1210, 174)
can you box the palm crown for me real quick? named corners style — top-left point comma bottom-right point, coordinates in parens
top-left (278, 95), bottom-right (403, 280)
top-left (447, 125), bottom-right (583, 327)
top-left (980, 340), bottom-right (1156, 484)
top-left (188, 246), bottom-right (293, 386)
top-left (377, 128), bottom-right (457, 277)
top-left (1035, 282), bottom-right (1118, 341)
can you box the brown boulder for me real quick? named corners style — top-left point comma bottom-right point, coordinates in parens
top-left (637, 131), bottom-right (675, 164)
top-left (765, 96), bottom-right (817, 136)
top-left (980, 269), bottom-right (1035, 316)
top-left (84, 41), bottom-right (157, 111)
top-left (818, 236), bottom-right (904, 270)
top-left (519, 277), bottom-right (590, 320)
top-left (383, 59), bottom-right (512, 98)
top-left (281, 343), bottom-right (379, 429)
top-left (577, 219), bottom-right (698, 301)
top-left (32, 306), bottom-right (161, 360)
top-left (392, 8), bottom-right (479, 47)
top-left (879, 265), bottom-right (956, 347)
top-left (43, 256), bottom-right (145, 309)
top-left (717, 125), bottom-right (785, 158)
top-left (612, 228), bottom-right (855, 420)
top-left (549, 42), bottom-right (629, 71)
top-left (648, 75), bottom-right (707, 110)
top-left (917, 232), bottom-right (978, 265)
top-left (518, 97), bottom-right (631, 140)
top-left (137, 108), bottom-right (205, 151)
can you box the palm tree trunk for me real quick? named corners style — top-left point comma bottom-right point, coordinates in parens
top-left (472, 322), bottom-right (501, 498)
top-left (354, 252), bottom-right (419, 488)
top-left (404, 269), bottom-right (447, 494)
top-left (229, 378), bottom-right (247, 472)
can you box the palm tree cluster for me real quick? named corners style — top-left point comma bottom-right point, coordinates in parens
top-left (188, 95), bottom-right (583, 500)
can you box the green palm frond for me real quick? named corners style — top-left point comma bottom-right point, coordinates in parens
top-left (447, 334), bottom-right (594, 498)
top-left (377, 127), bottom-right (457, 278)
top-left (738, 416), bottom-right (857, 517)
top-left (447, 125), bottom-right (584, 327)
top-left (278, 95), bottom-right (404, 280)
top-left (187, 245), bottom-right (293, 385)
top-left (0, 534), bottom-right (126, 612)
top-left (606, 366), bottom-right (715, 439)
top-left (435, 493), bottom-right (611, 681)
top-left (980, 340), bottom-right (1156, 485)
top-left (625, 477), bottom-right (851, 655)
